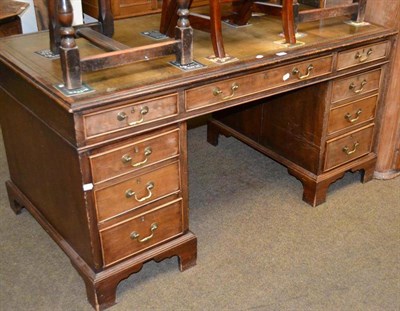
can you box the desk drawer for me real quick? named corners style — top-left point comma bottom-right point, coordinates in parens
top-left (84, 94), bottom-right (178, 138)
top-left (94, 161), bottom-right (180, 222)
top-left (324, 125), bottom-right (374, 171)
top-left (337, 41), bottom-right (389, 71)
top-left (100, 199), bottom-right (184, 266)
top-left (328, 95), bottom-right (377, 134)
top-left (185, 55), bottom-right (333, 111)
top-left (331, 69), bottom-right (381, 104)
top-left (90, 127), bottom-right (180, 183)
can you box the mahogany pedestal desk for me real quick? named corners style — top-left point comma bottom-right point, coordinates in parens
top-left (0, 14), bottom-right (396, 310)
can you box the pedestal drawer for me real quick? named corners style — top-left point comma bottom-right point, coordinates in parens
top-left (331, 69), bottom-right (381, 104)
top-left (337, 41), bottom-right (389, 71)
top-left (185, 55), bottom-right (333, 111)
top-left (100, 199), bottom-right (184, 266)
top-left (94, 161), bottom-right (181, 221)
top-left (84, 94), bottom-right (178, 138)
top-left (89, 127), bottom-right (180, 183)
top-left (328, 95), bottom-right (377, 134)
top-left (324, 125), bottom-right (374, 171)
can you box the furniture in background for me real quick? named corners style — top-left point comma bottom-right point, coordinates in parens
top-left (254, 0), bottom-right (367, 43)
top-left (82, 0), bottom-right (368, 62)
top-left (0, 1), bottom-right (29, 37)
top-left (160, 0), bottom-right (368, 62)
top-left (32, 0), bottom-right (49, 31)
top-left (83, 0), bottom-right (163, 19)
top-left (208, 59), bottom-right (385, 206)
top-left (82, 0), bottom-right (209, 19)
top-left (49, 0), bottom-right (193, 90)
top-left (160, 0), bottom-right (254, 62)
top-left (0, 1), bottom-right (397, 310)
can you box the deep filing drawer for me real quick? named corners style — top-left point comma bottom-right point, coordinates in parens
top-left (337, 41), bottom-right (389, 71)
top-left (100, 199), bottom-right (184, 267)
top-left (331, 69), bottom-right (381, 104)
top-left (89, 126), bottom-right (180, 183)
top-left (327, 95), bottom-right (377, 134)
top-left (83, 94), bottom-right (178, 138)
top-left (94, 161), bottom-right (181, 222)
top-left (185, 55), bottom-right (333, 111)
top-left (324, 124), bottom-right (374, 171)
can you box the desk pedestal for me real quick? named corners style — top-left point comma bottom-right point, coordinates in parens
top-left (207, 80), bottom-right (378, 207)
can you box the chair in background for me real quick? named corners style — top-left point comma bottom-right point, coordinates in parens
top-left (254, 0), bottom-right (367, 44)
top-left (160, 0), bottom-right (255, 61)
top-left (160, 0), bottom-right (367, 62)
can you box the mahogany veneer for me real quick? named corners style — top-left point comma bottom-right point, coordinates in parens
top-left (0, 12), bottom-right (397, 310)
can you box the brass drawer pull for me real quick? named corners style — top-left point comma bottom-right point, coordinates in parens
top-left (121, 147), bottom-right (152, 167)
top-left (117, 106), bottom-right (149, 126)
top-left (213, 83), bottom-right (239, 100)
top-left (125, 181), bottom-right (154, 202)
top-left (130, 223), bottom-right (158, 243)
top-left (292, 64), bottom-right (314, 80)
top-left (342, 141), bottom-right (360, 155)
top-left (355, 48), bottom-right (373, 63)
top-left (344, 109), bottom-right (363, 123)
top-left (349, 80), bottom-right (367, 94)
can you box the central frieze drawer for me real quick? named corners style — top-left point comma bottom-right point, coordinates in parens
top-left (84, 94), bottom-right (178, 138)
top-left (185, 55), bottom-right (333, 111)
top-left (331, 69), bottom-right (381, 104)
top-left (89, 127), bottom-right (180, 183)
top-left (94, 161), bottom-right (181, 222)
top-left (324, 124), bottom-right (374, 171)
top-left (100, 199), bottom-right (184, 267)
